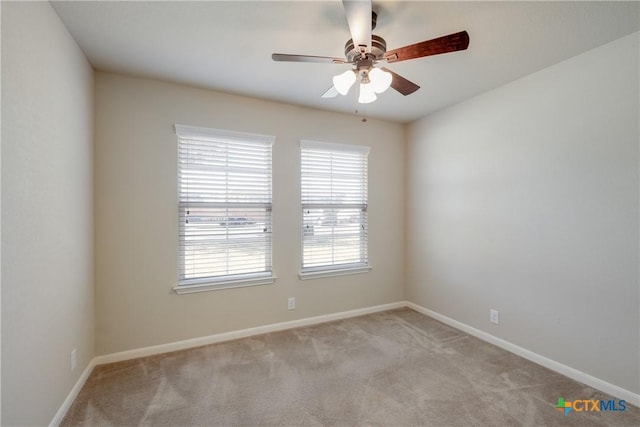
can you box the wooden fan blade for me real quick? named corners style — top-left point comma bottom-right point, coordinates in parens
top-left (272, 53), bottom-right (346, 64)
top-left (321, 86), bottom-right (339, 98)
top-left (342, 0), bottom-right (372, 54)
top-left (381, 67), bottom-right (420, 96)
top-left (384, 31), bottom-right (469, 63)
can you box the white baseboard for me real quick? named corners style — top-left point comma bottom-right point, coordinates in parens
top-left (94, 301), bottom-right (405, 365)
top-left (49, 358), bottom-right (96, 427)
top-left (405, 301), bottom-right (640, 407)
top-left (51, 301), bottom-right (404, 426)
top-left (51, 299), bottom-right (639, 426)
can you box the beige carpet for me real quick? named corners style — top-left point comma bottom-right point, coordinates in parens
top-left (62, 308), bottom-right (639, 426)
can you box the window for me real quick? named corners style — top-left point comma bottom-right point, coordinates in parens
top-left (175, 124), bottom-right (275, 293)
top-left (300, 140), bottom-right (370, 279)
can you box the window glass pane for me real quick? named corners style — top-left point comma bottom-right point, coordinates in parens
top-left (302, 208), bottom-right (366, 268)
top-left (180, 207), bottom-right (272, 280)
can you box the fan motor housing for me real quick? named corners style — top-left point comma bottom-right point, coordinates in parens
top-left (345, 34), bottom-right (387, 62)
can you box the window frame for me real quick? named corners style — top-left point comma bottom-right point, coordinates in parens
top-left (174, 124), bottom-right (276, 294)
top-left (299, 139), bottom-right (371, 280)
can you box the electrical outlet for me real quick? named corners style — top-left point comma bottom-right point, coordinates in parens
top-left (287, 297), bottom-right (296, 310)
top-left (490, 309), bottom-right (499, 325)
top-left (71, 349), bottom-right (77, 371)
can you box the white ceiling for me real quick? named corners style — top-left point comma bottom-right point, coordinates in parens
top-left (51, 1), bottom-right (639, 123)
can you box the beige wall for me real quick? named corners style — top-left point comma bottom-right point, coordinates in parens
top-left (94, 72), bottom-right (405, 355)
top-left (1, 1), bottom-right (95, 425)
top-left (406, 33), bottom-right (639, 395)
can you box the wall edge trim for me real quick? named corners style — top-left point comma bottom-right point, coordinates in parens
top-left (406, 301), bottom-right (640, 407)
top-left (49, 358), bottom-right (96, 427)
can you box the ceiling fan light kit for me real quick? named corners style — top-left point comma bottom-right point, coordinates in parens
top-left (333, 66), bottom-right (391, 100)
top-left (272, 0), bottom-right (470, 105)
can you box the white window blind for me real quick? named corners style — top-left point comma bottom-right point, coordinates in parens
top-left (176, 124), bottom-right (274, 292)
top-left (300, 140), bottom-right (370, 276)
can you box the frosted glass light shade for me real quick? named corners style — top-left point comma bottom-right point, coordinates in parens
top-left (358, 83), bottom-right (377, 104)
top-left (332, 70), bottom-right (357, 95)
top-left (369, 67), bottom-right (392, 93)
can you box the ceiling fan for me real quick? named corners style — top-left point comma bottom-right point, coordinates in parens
top-left (272, 0), bottom-right (469, 104)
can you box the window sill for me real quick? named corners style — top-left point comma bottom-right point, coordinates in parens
top-left (298, 265), bottom-right (371, 281)
top-left (174, 274), bottom-right (276, 294)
